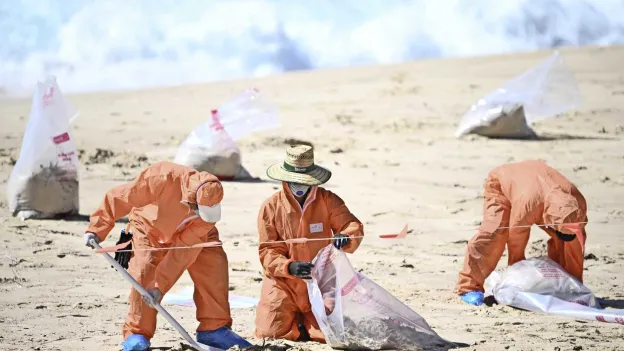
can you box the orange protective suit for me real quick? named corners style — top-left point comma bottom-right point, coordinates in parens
top-left (86, 161), bottom-right (232, 339)
top-left (456, 160), bottom-right (588, 294)
top-left (254, 183), bottom-right (364, 342)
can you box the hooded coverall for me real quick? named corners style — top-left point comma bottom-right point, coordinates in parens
top-left (86, 161), bottom-right (232, 340)
top-left (456, 160), bottom-right (588, 294)
top-left (254, 183), bottom-right (364, 342)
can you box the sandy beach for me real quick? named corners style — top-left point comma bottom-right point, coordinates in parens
top-left (1, 46), bottom-right (623, 351)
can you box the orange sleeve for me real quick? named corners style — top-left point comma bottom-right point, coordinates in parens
top-left (86, 170), bottom-right (167, 241)
top-left (258, 201), bottom-right (294, 279)
top-left (326, 190), bottom-right (363, 253)
top-left (153, 225), bottom-right (211, 294)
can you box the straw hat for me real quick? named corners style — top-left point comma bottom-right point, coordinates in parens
top-left (266, 145), bottom-right (332, 185)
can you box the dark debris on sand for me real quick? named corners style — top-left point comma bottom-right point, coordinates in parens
top-left (329, 316), bottom-right (455, 351)
top-left (170, 339), bottom-right (314, 351)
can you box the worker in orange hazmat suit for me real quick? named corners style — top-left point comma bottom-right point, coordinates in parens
top-left (254, 145), bottom-right (364, 342)
top-left (83, 161), bottom-right (252, 351)
top-left (456, 160), bottom-right (588, 306)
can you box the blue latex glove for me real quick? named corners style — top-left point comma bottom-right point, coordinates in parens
top-left (460, 291), bottom-right (485, 306)
top-left (197, 326), bottom-right (253, 349)
top-left (121, 334), bottom-right (150, 351)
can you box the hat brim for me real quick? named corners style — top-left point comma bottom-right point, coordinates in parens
top-left (266, 163), bottom-right (332, 185)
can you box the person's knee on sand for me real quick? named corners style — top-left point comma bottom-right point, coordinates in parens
top-left (255, 145), bottom-right (364, 340)
top-left (254, 280), bottom-right (300, 341)
top-left (254, 145), bottom-right (364, 343)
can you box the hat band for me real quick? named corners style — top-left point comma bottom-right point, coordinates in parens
top-left (283, 162), bottom-right (316, 173)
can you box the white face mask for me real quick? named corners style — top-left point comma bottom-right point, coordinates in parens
top-left (196, 203), bottom-right (221, 223)
top-left (288, 183), bottom-right (310, 197)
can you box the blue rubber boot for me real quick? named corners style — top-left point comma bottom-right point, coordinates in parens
top-left (460, 291), bottom-right (485, 306)
top-left (121, 334), bottom-right (150, 351)
top-left (197, 326), bottom-right (253, 349)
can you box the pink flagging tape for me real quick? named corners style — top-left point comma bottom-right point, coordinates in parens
top-left (260, 224), bottom-right (408, 245)
top-left (379, 224), bottom-right (408, 239)
top-left (93, 221), bottom-right (590, 254)
top-left (261, 235), bottom-right (363, 245)
top-left (95, 241), bottom-right (223, 254)
top-left (495, 222), bottom-right (588, 231)
top-left (95, 240), bottom-right (132, 253)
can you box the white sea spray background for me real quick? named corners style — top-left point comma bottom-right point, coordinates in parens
top-left (1, 0), bottom-right (623, 96)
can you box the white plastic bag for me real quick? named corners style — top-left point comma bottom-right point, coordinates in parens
top-left (307, 245), bottom-right (452, 350)
top-left (455, 51), bottom-right (582, 138)
top-left (173, 88), bottom-right (279, 179)
top-left (485, 257), bottom-right (624, 325)
top-left (161, 286), bottom-right (259, 309)
top-left (7, 76), bottom-right (80, 220)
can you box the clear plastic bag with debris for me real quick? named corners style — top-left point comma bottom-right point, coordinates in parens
top-left (307, 245), bottom-right (453, 350)
top-left (455, 51), bottom-right (582, 139)
top-left (173, 88), bottom-right (279, 180)
top-left (485, 257), bottom-right (624, 324)
top-left (7, 76), bottom-right (80, 220)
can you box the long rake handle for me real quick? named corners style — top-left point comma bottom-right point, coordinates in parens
top-left (90, 240), bottom-right (223, 351)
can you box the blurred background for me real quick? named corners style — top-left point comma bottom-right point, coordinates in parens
top-left (1, 0), bottom-right (623, 97)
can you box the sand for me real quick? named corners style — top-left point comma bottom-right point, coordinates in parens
top-left (0, 46), bottom-right (623, 351)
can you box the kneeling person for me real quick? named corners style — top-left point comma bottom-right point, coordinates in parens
top-left (254, 145), bottom-right (364, 342)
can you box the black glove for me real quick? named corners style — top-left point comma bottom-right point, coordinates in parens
top-left (288, 261), bottom-right (314, 279)
top-left (333, 234), bottom-right (350, 250)
top-left (555, 230), bottom-right (576, 242)
top-left (113, 229), bottom-right (133, 269)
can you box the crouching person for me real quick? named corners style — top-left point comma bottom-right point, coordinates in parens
top-left (83, 161), bottom-right (252, 351)
top-left (456, 160), bottom-right (588, 306)
top-left (254, 145), bottom-right (364, 342)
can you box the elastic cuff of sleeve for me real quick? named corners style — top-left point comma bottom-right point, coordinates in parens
top-left (153, 278), bottom-right (169, 295)
top-left (281, 258), bottom-right (296, 279)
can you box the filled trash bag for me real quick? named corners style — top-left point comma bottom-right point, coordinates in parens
top-left (307, 245), bottom-right (453, 350)
top-left (174, 88), bottom-right (279, 180)
top-left (460, 103), bottom-right (537, 139)
top-left (485, 257), bottom-right (624, 325)
top-left (7, 76), bottom-right (80, 220)
top-left (455, 51), bottom-right (582, 139)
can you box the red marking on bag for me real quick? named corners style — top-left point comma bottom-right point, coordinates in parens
top-left (43, 87), bottom-right (55, 106)
top-left (57, 151), bottom-right (75, 162)
top-left (595, 315), bottom-right (606, 322)
top-left (349, 286), bottom-right (392, 316)
top-left (616, 317), bottom-right (624, 325)
top-left (538, 265), bottom-right (566, 279)
top-left (210, 110), bottom-right (225, 131)
top-left (315, 247), bottom-right (331, 274)
top-left (53, 133), bottom-right (70, 144)
top-left (316, 246), bottom-right (336, 276)
top-left (341, 272), bottom-right (363, 296)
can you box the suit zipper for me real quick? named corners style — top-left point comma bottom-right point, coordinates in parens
top-left (298, 189), bottom-right (317, 235)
